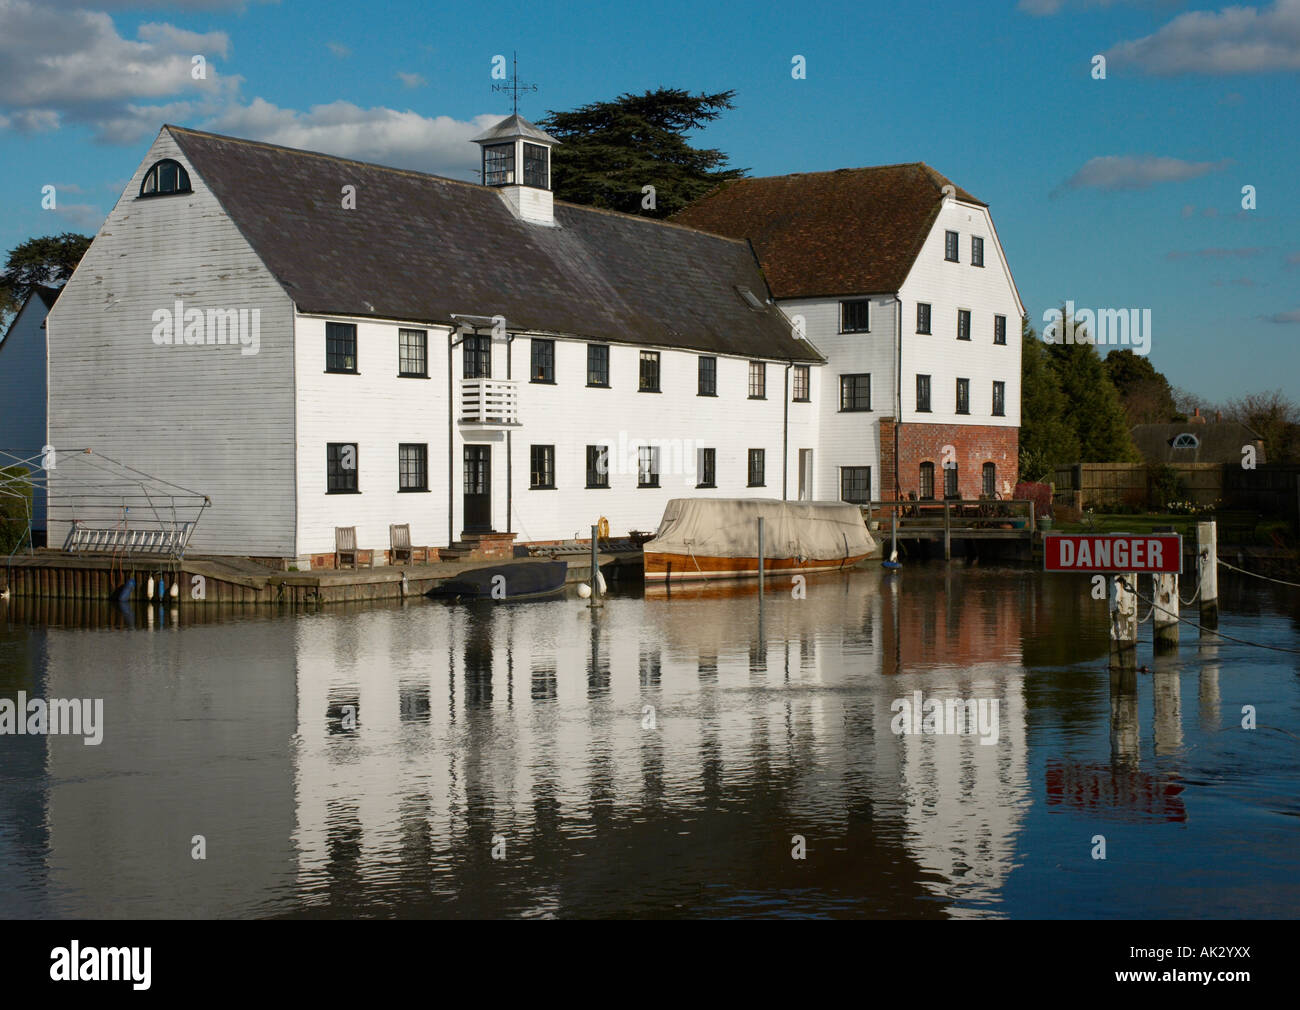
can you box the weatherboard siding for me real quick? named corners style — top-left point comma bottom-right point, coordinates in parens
top-left (899, 202), bottom-right (1022, 429)
top-left (0, 296), bottom-right (51, 530)
top-left (45, 130), bottom-right (297, 557)
top-left (777, 296), bottom-right (897, 502)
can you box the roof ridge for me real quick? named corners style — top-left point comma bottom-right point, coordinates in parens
top-left (166, 124), bottom-right (755, 248)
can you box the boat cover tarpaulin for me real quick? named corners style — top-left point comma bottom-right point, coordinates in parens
top-left (644, 499), bottom-right (874, 562)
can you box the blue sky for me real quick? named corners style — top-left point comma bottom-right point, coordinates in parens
top-left (2, 0), bottom-right (1297, 401)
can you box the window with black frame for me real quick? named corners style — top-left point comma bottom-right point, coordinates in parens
top-left (944, 463), bottom-right (959, 499)
top-left (530, 445), bottom-right (555, 489)
top-left (919, 461), bottom-right (935, 500)
top-left (587, 344), bottom-right (609, 387)
top-left (483, 143), bottom-right (514, 185)
top-left (463, 334), bottom-right (491, 378)
top-left (698, 356), bottom-right (716, 396)
top-left (971, 236), bottom-right (984, 267)
top-left (327, 443), bottom-right (358, 493)
top-left (917, 302), bottom-right (932, 334)
top-left (982, 462), bottom-right (996, 497)
top-left (139, 159), bottom-right (192, 197)
top-left (748, 361), bottom-right (766, 399)
top-left (748, 448), bottom-right (765, 487)
top-left (586, 445), bottom-right (609, 488)
top-left (792, 364), bottom-right (810, 402)
top-left (841, 466), bottom-right (871, 504)
top-left (916, 374), bottom-right (931, 412)
top-left (522, 143), bottom-right (548, 188)
top-left (697, 448), bottom-right (716, 488)
top-left (956, 377), bottom-right (970, 414)
top-left (531, 338), bottom-right (554, 383)
top-left (398, 443), bottom-right (427, 491)
top-left (840, 373), bottom-right (871, 411)
top-left (945, 230), bottom-right (959, 262)
top-left (638, 446), bottom-right (659, 487)
top-left (398, 329), bottom-right (427, 377)
top-left (639, 351), bottom-right (660, 392)
top-left (994, 314), bottom-right (1007, 345)
top-left (326, 322), bottom-right (357, 373)
top-left (841, 300), bottom-right (870, 333)
top-left (993, 380), bottom-right (1006, 416)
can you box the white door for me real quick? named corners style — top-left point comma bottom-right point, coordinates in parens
top-left (798, 449), bottom-right (813, 500)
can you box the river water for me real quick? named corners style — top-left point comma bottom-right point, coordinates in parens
top-left (1, 563), bottom-right (1297, 919)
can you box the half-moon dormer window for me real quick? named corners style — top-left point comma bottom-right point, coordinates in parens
top-left (1171, 433), bottom-right (1199, 449)
top-left (139, 159), bottom-right (191, 197)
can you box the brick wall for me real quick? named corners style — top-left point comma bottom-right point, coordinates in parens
top-left (880, 421), bottom-right (1019, 499)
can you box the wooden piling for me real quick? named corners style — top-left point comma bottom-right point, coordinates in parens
top-left (589, 525), bottom-right (601, 608)
top-left (1109, 572), bottom-right (1138, 670)
top-left (757, 517), bottom-right (765, 594)
top-left (1152, 572), bottom-right (1179, 653)
top-left (1197, 520), bottom-right (1218, 629)
top-left (943, 501), bottom-right (951, 561)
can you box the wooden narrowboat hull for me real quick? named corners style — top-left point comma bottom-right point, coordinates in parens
top-left (642, 551), bottom-right (870, 582)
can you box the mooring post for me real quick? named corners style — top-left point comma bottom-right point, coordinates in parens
top-left (757, 517), bottom-right (765, 594)
top-left (1109, 572), bottom-right (1138, 670)
top-left (589, 524), bottom-right (601, 608)
top-left (1152, 572), bottom-right (1179, 653)
top-left (1197, 520), bottom-right (1218, 629)
top-left (943, 501), bottom-right (951, 561)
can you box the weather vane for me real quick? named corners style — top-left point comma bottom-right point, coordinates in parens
top-left (491, 51), bottom-right (537, 115)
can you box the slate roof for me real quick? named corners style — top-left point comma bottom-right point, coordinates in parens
top-left (470, 114), bottom-right (559, 146)
top-left (671, 163), bottom-right (985, 300)
top-left (1131, 422), bottom-right (1265, 464)
top-left (165, 126), bottom-right (819, 363)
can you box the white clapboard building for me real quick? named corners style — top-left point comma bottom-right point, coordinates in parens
top-left (45, 115), bottom-right (824, 564)
top-left (676, 166), bottom-right (1024, 505)
top-left (0, 285), bottom-right (59, 540)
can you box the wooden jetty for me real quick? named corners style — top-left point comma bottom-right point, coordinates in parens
top-left (2, 548), bottom-right (642, 606)
top-left (863, 498), bottom-right (1039, 561)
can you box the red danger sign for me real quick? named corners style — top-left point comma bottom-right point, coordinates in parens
top-left (1043, 533), bottom-right (1182, 574)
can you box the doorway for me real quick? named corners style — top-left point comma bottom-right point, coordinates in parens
top-left (463, 445), bottom-right (492, 532)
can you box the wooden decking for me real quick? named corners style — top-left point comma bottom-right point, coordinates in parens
top-left (864, 499), bottom-right (1039, 561)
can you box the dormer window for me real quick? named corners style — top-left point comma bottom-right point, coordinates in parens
top-left (483, 144), bottom-right (515, 186)
top-left (139, 159), bottom-right (191, 197)
top-left (1171, 433), bottom-right (1199, 449)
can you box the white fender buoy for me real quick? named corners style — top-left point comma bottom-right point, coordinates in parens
top-left (169, 581), bottom-right (179, 599)
top-left (577, 582), bottom-right (592, 599)
top-left (596, 571), bottom-right (607, 594)
top-left (146, 576), bottom-right (155, 599)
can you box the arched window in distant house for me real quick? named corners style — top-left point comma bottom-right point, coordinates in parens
top-left (139, 159), bottom-right (192, 197)
top-left (1171, 433), bottom-right (1200, 449)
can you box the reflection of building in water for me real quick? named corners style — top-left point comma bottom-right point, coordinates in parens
top-left (874, 570), bottom-right (1030, 916)
top-left (37, 617), bottom-right (297, 916)
top-left (291, 570), bottom-right (1030, 915)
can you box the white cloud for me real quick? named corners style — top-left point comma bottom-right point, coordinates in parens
top-left (1106, 0), bottom-right (1300, 74)
top-left (1057, 154), bottom-right (1231, 191)
top-left (205, 99), bottom-right (502, 176)
top-left (1262, 308), bottom-right (1300, 322)
top-left (48, 203), bottom-right (105, 231)
top-left (395, 72), bottom-right (427, 89)
top-left (0, 0), bottom-right (238, 141)
top-left (326, 42), bottom-right (351, 58)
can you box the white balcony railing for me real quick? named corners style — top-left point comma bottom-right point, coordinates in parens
top-left (460, 378), bottom-right (520, 427)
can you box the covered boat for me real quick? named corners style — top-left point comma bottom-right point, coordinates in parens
top-left (642, 499), bottom-right (875, 582)
top-left (427, 560), bottom-right (568, 601)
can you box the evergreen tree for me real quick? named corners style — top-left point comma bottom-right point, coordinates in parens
top-left (1018, 316), bottom-right (1079, 481)
top-left (1046, 307), bottom-right (1140, 463)
top-left (0, 232), bottom-right (91, 327)
top-left (1103, 349), bottom-right (1177, 426)
top-left (537, 88), bottom-right (746, 217)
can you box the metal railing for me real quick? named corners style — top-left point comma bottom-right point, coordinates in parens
top-left (460, 379), bottom-right (520, 426)
top-left (862, 498), bottom-right (1038, 535)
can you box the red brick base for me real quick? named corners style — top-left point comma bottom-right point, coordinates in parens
top-left (880, 419), bottom-right (1019, 499)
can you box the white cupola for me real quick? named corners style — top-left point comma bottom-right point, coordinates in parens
top-left (471, 114), bottom-right (561, 226)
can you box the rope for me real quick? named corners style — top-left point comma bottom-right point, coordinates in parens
top-left (1217, 558), bottom-right (1300, 589)
top-left (1117, 578), bottom-right (1300, 654)
top-left (1138, 602), bottom-right (1154, 624)
top-left (1180, 577), bottom-right (1202, 607)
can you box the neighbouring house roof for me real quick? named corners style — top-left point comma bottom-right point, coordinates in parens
top-left (1131, 421), bottom-right (1265, 464)
top-left (165, 126), bottom-right (820, 363)
top-left (1, 284), bottom-right (60, 348)
top-left (671, 163), bottom-right (986, 300)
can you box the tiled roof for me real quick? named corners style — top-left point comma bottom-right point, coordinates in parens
top-left (1132, 422), bottom-right (1266, 464)
top-left (672, 163), bottom-right (985, 299)
top-left (166, 126), bottom-right (820, 362)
